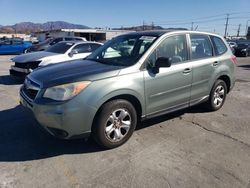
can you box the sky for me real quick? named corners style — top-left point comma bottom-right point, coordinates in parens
top-left (0, 0), bottom-right (250, 36)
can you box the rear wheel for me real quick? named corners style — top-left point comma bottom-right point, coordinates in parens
top-left (92, 99), bottom-right (137, 149)
top-left (205, 80), bottom-right (227, 111)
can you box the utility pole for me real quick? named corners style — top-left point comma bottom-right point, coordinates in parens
top-left (237, 24), bottom-right (241, 37)
top-left (142, 20), bottom-right (145, 31)
top-left (151, 22), bottom-right (154, 30)
top-left (191, 22), bottom-right (194, 30)
top-left (246, 20), bottom-right (250, 37)
top-left (224, 14), bottom-right (229, 38)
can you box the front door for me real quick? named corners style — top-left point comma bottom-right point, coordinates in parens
top-left (144, 34), bottom-right (192, 116)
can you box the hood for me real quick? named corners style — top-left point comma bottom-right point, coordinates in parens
top-left (28, 60), bottom-right (123, 88)
top-left (12, 51), bottom-right (57, 63)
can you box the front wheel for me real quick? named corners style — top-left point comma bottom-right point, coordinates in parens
top-left (92, 99), bottom-right (137, 149)
top-left (205, 80), bottom-right (227, 111)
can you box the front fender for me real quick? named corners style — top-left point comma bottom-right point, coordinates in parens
top-left (83, 72), bottom-right (145, 116)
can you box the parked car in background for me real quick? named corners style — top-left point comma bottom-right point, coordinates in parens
top-left (10, 41), bottom-right (102, 77)
top-left (228, 41), bottom-right (237, 54)
top-left (235, 42), bottom-right (250, 57)
top-left (26, 37), bottom-right (87, 52)
top-left (228, 41), bottom-right (237, 49)
top-left (19, 30), bottom-right (236, 149)
top-left (0, 39), bottom-right (32, 55)
top-left (26, 38), bottom-right (53, 52)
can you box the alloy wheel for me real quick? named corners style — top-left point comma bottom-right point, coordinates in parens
top-left (213, 85), bottom-right (225, 108)
top-left (104, 108), bottom-right (131, 142)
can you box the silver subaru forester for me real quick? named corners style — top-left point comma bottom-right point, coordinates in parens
top-left (20, 30), bottom-right (236, 148)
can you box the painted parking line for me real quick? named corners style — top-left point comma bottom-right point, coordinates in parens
top-left (55, 156), bottom-right (80, 187)
top-left (0, 88), bottom-right (19, 104)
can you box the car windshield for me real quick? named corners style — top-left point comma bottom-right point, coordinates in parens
top-left (45, 42), bottom-right (74, 54)
top-left (86, 34), bottom-right (158, 66)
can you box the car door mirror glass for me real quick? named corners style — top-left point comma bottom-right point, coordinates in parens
top-left (155, 57), bottom-right (172, 68)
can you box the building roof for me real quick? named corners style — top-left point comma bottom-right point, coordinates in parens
top-left (35, 28), bottom-right (135, 34)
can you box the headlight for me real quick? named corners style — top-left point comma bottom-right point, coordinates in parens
top-left (43, 81), bottom-right (91, 101)
top-left (241, 49), bottom-right (247, 52)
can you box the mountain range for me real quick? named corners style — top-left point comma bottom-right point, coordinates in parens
top-left (0, 21), bottom-right (89, 33)
top-left (0, 21), bottom-right (188, 34)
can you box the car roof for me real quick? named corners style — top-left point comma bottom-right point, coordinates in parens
top-left (125, 30), bottom-right (175, 37)
top-left (57, 41), bottom-right (103, 45)
top-left (123, 30), bottom-right (224, 38)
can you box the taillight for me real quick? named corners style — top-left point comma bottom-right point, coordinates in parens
top-left (230, 55), bottom-right (238, 64)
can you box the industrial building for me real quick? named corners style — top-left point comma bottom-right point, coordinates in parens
top-left (34, 29), bottom-right (135, 42)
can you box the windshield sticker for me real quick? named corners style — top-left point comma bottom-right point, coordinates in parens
top-left (139, 36), bottom-right (156, 41)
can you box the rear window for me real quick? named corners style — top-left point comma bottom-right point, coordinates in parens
top-left (211, 36), bottom-right (227, 55)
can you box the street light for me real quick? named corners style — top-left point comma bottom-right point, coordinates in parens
top-left (245, 19), bottom-right (250, 37)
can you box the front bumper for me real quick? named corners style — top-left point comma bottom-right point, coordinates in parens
top-left (9, 65), bottom-right (30, 77)
top-left (20, 88), bottom-right (97, 139)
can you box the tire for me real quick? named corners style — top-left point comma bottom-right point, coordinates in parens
top-left (205, 80), bottom-right (227, 111)
top-left (92, 99), bottom-right (137, 149)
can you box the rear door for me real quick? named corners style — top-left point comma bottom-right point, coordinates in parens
top-left (189, 34), bottom-right (215, 106)
top-left (12, 40), bottom-right (24, 54)
top-left (144, 34), bottom-right (193, 116)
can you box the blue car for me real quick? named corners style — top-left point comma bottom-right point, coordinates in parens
top-left (0, 40), bottom-right (32, 55)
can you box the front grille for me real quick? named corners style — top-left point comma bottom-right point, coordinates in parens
top-left (15, 61), bottom-right (41, 70)
top-left (23, 87), bottom-right (39, 100)
top-left (22, 78), bottom-right (40, 100)
top-left (15, 62), bottom-right (28, 69)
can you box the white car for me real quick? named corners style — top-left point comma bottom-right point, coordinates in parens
top-left (10, 41), bottom-right (102, 77)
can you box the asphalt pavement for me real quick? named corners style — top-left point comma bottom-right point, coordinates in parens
top-left (0, 55), bottom-right (250, 188)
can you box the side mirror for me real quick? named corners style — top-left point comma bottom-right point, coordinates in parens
top-left (68, 49), bottom-right (78, 57)
top-left (155, 57), bottom-right (172, 68)
top-left (150, 57), bottom-right (171, 74)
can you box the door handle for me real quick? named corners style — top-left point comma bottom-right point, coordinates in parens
top-left (213, 61), bottom-right (219, 66)
top-left (183, 68), bottom-right (191, 74)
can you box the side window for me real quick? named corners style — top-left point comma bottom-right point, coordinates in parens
top-left (65, 37), bottom-right (74, 41)
top-left (72, 44), bottom-right (91, 53)
top-left (12, 40), bottom-right (23, 45)
top-left (50, 38), bottom-right (63, 45)
top-left (74, 38), bottom-right (83, 41)
top-left (89, 43), bottom-right (101, 51)
top-left (3, 40), bottom-right (12, 45)
top-left (147, 34), bottom-right (188, 66)
top-left (65, 37), bottom-right (71, 41)
top-left (211, 36), bottom-right (227, 55)
top-left (190, 34), bottom-right (213, 60)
